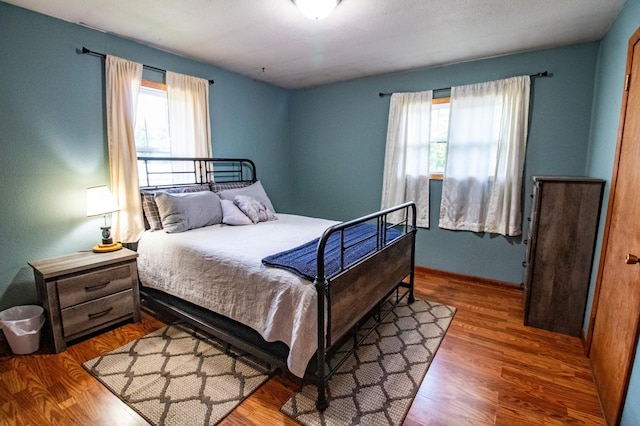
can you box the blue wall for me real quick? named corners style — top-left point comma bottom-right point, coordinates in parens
top-left (584, 0), bottom-right (640, 423)
top-left (289, 43), bottom-right (599, 284)
top-left (0, 0), bottom-right (603, 298)
top-left (0, 2), bottom-right (291, 310)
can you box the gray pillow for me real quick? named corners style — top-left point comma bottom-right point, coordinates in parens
top-left (155, 191), bottom-right (223, 233)
top-left (141, 184), bottom-right (210, 231)
top-left (218, 181), bottom-right (275, 213)
top-left (220, 199), bottom-right (253, 225)
top-left (234, 195), bottom-right (277, 224)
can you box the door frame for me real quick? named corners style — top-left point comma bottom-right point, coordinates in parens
top-left (586, 26), bottom-right (640, 425)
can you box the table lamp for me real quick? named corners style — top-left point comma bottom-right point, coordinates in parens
top-left (87, 185), bottom-right (122, 252)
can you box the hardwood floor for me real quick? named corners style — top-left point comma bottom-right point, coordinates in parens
top-left (0, 269), bottom-right (605, 425)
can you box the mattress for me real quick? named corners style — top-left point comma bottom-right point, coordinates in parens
top-left (137, 213), bottom-right (338, 377)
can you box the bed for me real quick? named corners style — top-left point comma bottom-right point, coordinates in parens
top-left (135, 157), bottom-right (417, 410)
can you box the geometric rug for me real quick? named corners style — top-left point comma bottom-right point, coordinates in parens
top-left (83, 324), bottom-right (273, 426)
top-left (281, 299), bottom-right (456, 426)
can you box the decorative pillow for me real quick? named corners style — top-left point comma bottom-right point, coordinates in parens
top-left (141, 184), bottom-right (209, 231)
top-left (220, 199), bottom-right (252, 226)
top-left (209, 181), bottom-right (254, 193)
top-left (233, 195), bottom-right (277, 224)
top-left (155, 191), bottom-right (222, 233)
top-left (217, 181), bottom-right (275, 213)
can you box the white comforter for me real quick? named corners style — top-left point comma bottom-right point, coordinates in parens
top-left (137, 213), bottom-right (338, 377)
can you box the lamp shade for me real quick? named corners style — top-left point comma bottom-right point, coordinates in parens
top-left (294, 0), bottom-right (340, 20)
top-left (86, 186), bottom-right (120, 217)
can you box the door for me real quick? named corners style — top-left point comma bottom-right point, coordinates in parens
top-left (588, 27), bottom-right (640, 425)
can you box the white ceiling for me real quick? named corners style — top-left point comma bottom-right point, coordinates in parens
top-left (5, 0), bottom-right (627, 89)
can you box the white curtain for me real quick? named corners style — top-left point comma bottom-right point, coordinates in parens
top-left (105, 55), bottom-right (144, 243)
top-left (381, 91), bottom-right (432, 228)
top-left (167, 71), bottom-right (212, 183)
top-left (439, 75), bottom-right (530, 236)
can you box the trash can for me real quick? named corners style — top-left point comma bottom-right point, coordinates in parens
top-left (0, 305), bottom-right (45, 355)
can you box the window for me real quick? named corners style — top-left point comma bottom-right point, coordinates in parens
top-left (396, 96), bottom-right (450, 179)
top-left (135, 80), bottom-right (177, 186)
top-left (429, 97), bottom-right (450, 179)
top-left (106, 56), bottom-right (212, 241)
top-left (134, 80), bottom-right (170, 157)
top-left (439, 75), bottom-right (531, 236)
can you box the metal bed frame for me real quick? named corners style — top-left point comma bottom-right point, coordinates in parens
top-left (136, 157), bottom-right (417, 411)
top-left (138, 156), bottom-right (257, 188)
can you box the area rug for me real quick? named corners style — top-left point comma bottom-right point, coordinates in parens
top-left (281, 299), bottom-right (456, 426)
top-left (83, 324), bottom-right (273, 426)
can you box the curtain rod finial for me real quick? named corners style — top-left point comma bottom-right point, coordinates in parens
top-left (531, 71), bottom-right (550, 78)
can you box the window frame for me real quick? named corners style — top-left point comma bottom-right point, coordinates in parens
top-left (141, 79), bottom-right (166, 91)
top-left (429, 96), bottom-right (450, 180)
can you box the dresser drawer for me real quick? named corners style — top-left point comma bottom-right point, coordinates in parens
top-left (61, 289), bottom-right (134, 337)
top-left (57, 264), bottom-right (133, 308)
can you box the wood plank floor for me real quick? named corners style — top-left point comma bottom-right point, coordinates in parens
top-left (0, 269), bottom-right (605, 425)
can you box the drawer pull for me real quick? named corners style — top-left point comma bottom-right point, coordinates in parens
top-left (88, 307), bottom-right (113, 320)
top-left (85, 281), bottom-right (110, 292)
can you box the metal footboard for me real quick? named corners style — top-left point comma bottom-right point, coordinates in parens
top-left (313, 201), bottom-right (417, 411)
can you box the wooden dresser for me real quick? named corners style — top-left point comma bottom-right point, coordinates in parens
top-left (29, 248), bottom-right (140, 353)
top-left (522, 176), bottom-right (604, 336)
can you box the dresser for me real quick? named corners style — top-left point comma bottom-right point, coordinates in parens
top-left (522, 177), bottom-right (604, 336)
top-left (29, 248), bottom-right (140, 353)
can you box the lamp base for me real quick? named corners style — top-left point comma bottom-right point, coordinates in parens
top-left (92, 242), bottom-right (123, 253)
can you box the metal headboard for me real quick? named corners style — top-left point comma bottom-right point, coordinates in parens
top-left (137, 157), bottom-right (257, 189)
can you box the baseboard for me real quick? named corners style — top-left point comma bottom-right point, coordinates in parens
top-left (415, 266), bottom-right (521, 290)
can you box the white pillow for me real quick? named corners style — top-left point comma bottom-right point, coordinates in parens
top-left (218, 181), bottom-right (275, 213)
top-left (155, 191), bottom-right (222, 233)
top-left (234, 195), bottom-right (277, 224)
top-left (221, 199), bottom-right (253, 226)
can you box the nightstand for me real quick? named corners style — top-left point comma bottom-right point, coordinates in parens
top-left (28, 248), bottom-right (140, 353)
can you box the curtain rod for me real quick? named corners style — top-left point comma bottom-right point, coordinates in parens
top-left (378, 71), bottom-right (549, 97)
top-left (81, 47), bottom-right (214, 85)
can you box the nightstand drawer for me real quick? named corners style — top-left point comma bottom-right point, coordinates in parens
top-left (61, 289), bottom-right (134, 337)
top-left (57, 264), bottom-right (133, 308)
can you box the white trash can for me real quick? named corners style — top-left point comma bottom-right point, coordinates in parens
top-left (0, 305), bottom-right (45, 355)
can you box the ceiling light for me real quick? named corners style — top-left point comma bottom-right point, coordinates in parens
top-left (294, 0), bottom-right (340, 20)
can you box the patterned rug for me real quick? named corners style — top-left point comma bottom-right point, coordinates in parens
top-left (83, 324), bottom-right (273, 425)
top-left (281, 299), bottom-right (456, 426)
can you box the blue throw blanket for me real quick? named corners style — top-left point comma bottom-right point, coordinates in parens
top-left (262, 223), bottom-right (401, 281)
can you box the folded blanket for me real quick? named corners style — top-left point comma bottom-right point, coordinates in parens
top-left (262, 223), bottom-right (401, 281)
